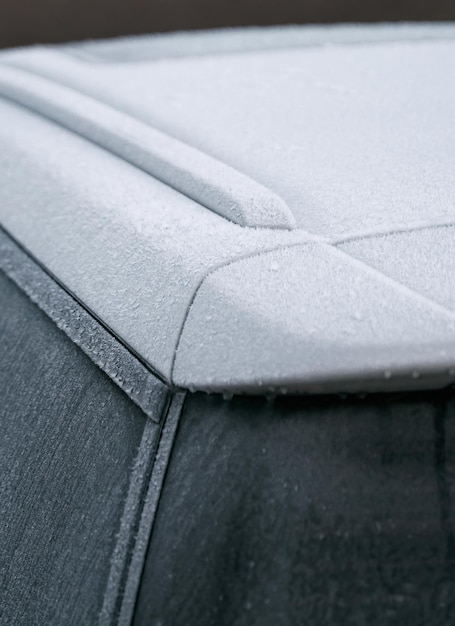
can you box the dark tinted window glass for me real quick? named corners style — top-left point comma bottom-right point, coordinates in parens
top-left (136, 391), bottom-right (455, 626)
top-left (0, 271), bottom-right (149, 625)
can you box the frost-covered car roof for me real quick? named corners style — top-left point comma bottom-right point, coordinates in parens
top-left (1, 23), bottom-right (455, 394)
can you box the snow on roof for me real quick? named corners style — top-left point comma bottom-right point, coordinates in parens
top-left (1, 24), bottom-right (455, 393)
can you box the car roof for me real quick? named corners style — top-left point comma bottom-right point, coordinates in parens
top-left (1, 24), bottom-right (455, 394)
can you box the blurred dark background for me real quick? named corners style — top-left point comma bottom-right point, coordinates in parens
top-left (1, 0), bottom-right (455, 49)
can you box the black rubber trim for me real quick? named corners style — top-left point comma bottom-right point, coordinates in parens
top-left (99, 391), bottom-right (186, 626)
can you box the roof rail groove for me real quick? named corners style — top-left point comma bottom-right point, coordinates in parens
top-left (0, 64), bottom-right (295, 230)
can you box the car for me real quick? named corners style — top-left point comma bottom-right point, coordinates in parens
top-left (1, 22), bottom-right (455, 626)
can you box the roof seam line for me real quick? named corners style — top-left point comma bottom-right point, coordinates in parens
top-left (333, 220), bottom-right (455, 245)
top-left (332, 244), bottom-right (455, 321)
